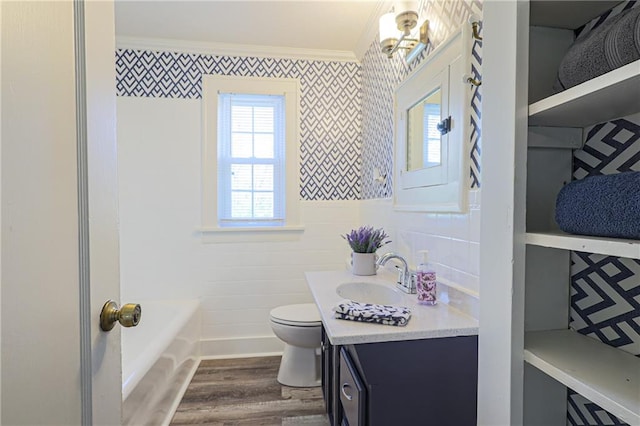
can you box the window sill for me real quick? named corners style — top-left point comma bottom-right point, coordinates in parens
top-left (198, 225), bottom-right (305, 243)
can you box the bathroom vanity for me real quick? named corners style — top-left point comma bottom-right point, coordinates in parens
top-left (307, 270), bottom-right (479, 426)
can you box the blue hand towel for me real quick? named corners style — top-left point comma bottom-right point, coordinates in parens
top-left (555, 172), bottom-right (640, 240)
top-left (334, 301), bottom-right (411, 327)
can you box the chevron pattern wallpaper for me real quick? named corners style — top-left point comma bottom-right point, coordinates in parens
top-left (360, 0), bottom-right (483, 200)
top-left (116, 51), bottom-right (362, 201)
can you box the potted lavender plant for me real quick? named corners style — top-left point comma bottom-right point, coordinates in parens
top-left (342, 226), bottom-right (391, 275)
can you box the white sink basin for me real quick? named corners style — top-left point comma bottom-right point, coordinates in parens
top-left (336, 282), bottom-right (403, 305)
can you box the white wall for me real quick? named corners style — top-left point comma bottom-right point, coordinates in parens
top-left (359, 191), bottom-right (481, 297)
top-left (117, 96), bottom-right (359, 356)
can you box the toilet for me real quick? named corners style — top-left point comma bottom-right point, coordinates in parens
top-left (269, 303), bottom-right (322, 387)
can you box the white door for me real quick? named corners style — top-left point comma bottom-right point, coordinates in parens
top-left (1, 1), bottom-right (124, 424)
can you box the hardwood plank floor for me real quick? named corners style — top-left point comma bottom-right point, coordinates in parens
top-left (171, 356), bottom-right (329, 426)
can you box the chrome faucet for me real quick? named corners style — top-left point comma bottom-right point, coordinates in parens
top-left (376, 253), bottom-right (417, 294)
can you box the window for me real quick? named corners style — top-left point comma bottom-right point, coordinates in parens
top-left (218, 93), bottom-right (285, 226)
top-left (202, 75), bottom-right (302, 241)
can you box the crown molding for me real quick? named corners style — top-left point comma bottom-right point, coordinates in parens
top-left (354, 1), bottom-right (392, 60)
top-left (116, 36), bottom-right (360, 63)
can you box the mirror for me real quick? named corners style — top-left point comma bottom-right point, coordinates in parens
top-left (406, 88), bottom-right (442, 171)
top-left (393, 25), bottom-right (470, 212)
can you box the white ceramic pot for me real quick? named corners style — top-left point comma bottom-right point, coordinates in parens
top-left (351, 252), bottom-right (378, 276)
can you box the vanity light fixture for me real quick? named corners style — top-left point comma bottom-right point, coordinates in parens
top-left (379, 1), bottom-right (429, 63)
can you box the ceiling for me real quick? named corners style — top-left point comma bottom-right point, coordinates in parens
top-left (115, 1), bottom-right (385, 58)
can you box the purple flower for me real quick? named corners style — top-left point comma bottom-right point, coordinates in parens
top-left (342, 226), bottom-right (391, 253)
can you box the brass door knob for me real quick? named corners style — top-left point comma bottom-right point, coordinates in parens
top-left (100, 300), bottom-right (141, 332)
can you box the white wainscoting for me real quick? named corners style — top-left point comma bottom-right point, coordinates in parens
top-left (117, 95), bottom-right (359, 357)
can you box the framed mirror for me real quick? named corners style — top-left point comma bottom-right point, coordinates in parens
top-left (407, 87), bottom-right (442, 171)
top-left (400, 67), bottom-right (449, 190)
top-left (394, 25), bottom-right (470, 212)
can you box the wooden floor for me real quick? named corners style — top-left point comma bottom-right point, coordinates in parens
top-left (171, 356), bottom-right (329, 426)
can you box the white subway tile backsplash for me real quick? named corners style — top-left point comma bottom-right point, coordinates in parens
top-left (449, 213), bottom-right (471, 241)
top-left (469, 208), bottom-right (481, 243)
top-left (396, 230), bottom-right (414, 255)
top-left (434, 236), bottom-right (453, 266)
top-left (469, 189), bottom-right (481, 208)
top-left (448, 239), bottom-right (471, 272)
top-left (436, 213), bottom-right (452, 236)
top-left (437, 264), bottom-right (454, 283)
top-left (468, 242), bottom-right (480, 276)
top-left (360, 195), bottom-right (480, 300)
top-left (422, 213), bottom-right (441, 235)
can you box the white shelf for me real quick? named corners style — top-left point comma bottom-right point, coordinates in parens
top-left (526, 232), bottom-right (640, 259)
top-left (529, 60), bottom-right (640, 127)
top-left (525, 330), bottom-right (640, 426)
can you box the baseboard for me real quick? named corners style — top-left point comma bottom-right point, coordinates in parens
top-left (200, 335), bottom-right (285, 359)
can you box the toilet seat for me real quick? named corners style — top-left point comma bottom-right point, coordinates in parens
top-left (270, 303), bottom-right (321, 327)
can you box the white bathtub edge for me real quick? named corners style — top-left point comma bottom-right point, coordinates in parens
top-left (160, 358), bottom-right (201, 426)
top-left (122, 300), bottom-right (199, 400)
top-left (123, 300), bottom-right (201, 426)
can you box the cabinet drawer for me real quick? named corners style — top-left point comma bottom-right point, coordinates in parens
top-left (339, 347), bottom-right (366, 426)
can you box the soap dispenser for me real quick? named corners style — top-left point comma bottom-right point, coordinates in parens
top-left (416, 250), bottom-right (437, 305)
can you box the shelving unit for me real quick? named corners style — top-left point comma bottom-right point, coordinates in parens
top-left (528, 60), bottom-right (640, 127)
top-left (479, 1), bottom-right (639, 424)
top-left (525, 231), bottom-right (640, 259)
top-left (521, 3), bottom-right (640, 425)
top-left (525, 330), bottom-right (640, 425)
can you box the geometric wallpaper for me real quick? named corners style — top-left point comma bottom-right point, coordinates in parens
top-left (566, 2), bottom-right (639, 423)
top-left (359, 0), bottom-right (483, 199)
top-left (568, 113), bottom-right (640, 426)
top-left (116, 50), bottom-right (362, 200)
top-left (115, 0), bottom-right (485, 202)
top-left (573, 115), bottom-right (640, 179)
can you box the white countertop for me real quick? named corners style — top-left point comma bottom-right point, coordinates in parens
top-left (306, 269), bottom-right (479, 345)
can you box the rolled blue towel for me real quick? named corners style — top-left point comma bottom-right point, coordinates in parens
top-left (555, 172), bottom-right (640, 239)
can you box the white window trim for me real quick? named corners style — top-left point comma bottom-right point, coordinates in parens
top-left (200, 75), bottom-right (304, 242)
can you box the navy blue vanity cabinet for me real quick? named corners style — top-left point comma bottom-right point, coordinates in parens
top-left (339, 347), bottom-right (366, 425)
top-left (322, 326), bottom-right (344, 425)
top-left (323, 333), bottom-right (478, 426)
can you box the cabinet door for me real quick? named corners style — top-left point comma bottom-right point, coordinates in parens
top-left (339, 348), bottom-right (366, 426)
top-left (321, 327), bottom-right (332, 416)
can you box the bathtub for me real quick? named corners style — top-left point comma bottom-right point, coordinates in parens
top-left (122, 300), bottom-right (201, 426)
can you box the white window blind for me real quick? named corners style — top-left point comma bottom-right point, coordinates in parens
top-left (423, 102), bottom-right (442, 168)
top-left (217, 93), bottom-right (286, 227)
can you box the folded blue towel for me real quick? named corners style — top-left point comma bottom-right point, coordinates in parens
top-left (334, 301), bottom-right (411, 327)
top-left (554, 6), bottom-right (640, 92)
top-left (555, 172), bottom-right (640, 239)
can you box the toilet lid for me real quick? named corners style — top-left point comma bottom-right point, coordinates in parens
top-left (270, 303), bottom-right (321, 326)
